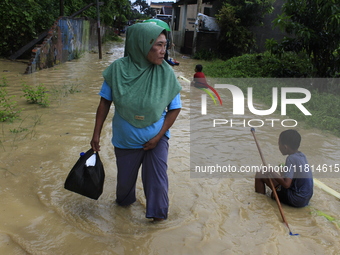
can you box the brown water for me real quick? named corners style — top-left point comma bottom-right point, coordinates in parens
top-left (1, 41), bottom-right (340, 255)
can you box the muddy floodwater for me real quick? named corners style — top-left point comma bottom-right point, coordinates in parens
top-left (1, 40), bottom-right (340, 255)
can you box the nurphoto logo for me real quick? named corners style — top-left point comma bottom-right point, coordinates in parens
top-left (202, 84), bottom-right (311, 116)
top-left (198, 80), bottom-right (312, 128)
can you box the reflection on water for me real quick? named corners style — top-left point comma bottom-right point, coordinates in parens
top-left (0, 40), bottom-right (340, 254)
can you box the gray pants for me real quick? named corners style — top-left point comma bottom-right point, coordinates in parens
top-left (114, 136), bottom-right (169, 219)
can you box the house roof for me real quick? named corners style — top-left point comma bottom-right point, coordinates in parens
top-left (150, 2), bottom-right (173, 15)
top-left (150, 2), bottom-right (173, 7)
top-left (173, 0), bottom-right (216, 5)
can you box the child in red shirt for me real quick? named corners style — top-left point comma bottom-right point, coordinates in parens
top-left (191, 64), bottom-right (208, 88)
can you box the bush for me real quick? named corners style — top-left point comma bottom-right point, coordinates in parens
top-left (204, 52), bottom-right (312, 78)
top-left (193, 49), bottom-right (217, 61)
top-left (0, 87), bottom-right (21, 122)
top-left (102, 30), bottom-right (123, 44)
top-left (203, 53), bottom-right (339, 136)
top-left (215, 0), bottom-right (274, 59)
top-left (22, 84), bottom-right (50, 107)
top-left (0, 0), bottom-right (131, 57)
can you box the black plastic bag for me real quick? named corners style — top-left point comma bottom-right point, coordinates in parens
top-left (64, 148), bottom-right (105, 200)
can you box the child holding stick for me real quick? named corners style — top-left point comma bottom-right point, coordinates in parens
top-left (255, 129), bottom-right (313, 207)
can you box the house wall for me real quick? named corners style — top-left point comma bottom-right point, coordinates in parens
top-left (185, 5), bottom-right (198, 31)
top-left (172, 1), bottom-right (219, 54)
top-left (25, 17), bottom-right (107, 74)
top-left (250, 0), bottom-right (286, 52)
top-left (172, 0), bottom-right (285, 55)
top-left (177, 4), bottom-right (213, 32)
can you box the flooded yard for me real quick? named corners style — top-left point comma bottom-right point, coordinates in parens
top-left (0, 40), bottom-right (340, 255)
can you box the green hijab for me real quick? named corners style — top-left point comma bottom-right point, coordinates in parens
top-left (102, 22), bottom-right (182, 128)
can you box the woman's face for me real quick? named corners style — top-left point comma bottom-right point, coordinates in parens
top-left (146, 33), bottom-right (167, 65)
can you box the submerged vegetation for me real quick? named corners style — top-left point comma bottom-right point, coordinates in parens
top-left (0, 88), bottom-right (21, 122)
top-left (0, 77), bottom-right (83, 150)
top-left (22, 83), bottom-right (50, 107)
top-left (0, 77), bottom-right (21, 122)
top-left (1, 78), bottom-right (82, 123)
top-left (102, 30), bottom-right (123, 44)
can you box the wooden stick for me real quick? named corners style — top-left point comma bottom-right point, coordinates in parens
top-left (251, 128), bottom-right (297, 235)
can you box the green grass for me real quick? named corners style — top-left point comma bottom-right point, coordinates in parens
top-left (204, 52), bottom-right (312, 78)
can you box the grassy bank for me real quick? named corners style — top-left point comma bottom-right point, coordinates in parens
top-left (203, 52), bottom-right (340, 137)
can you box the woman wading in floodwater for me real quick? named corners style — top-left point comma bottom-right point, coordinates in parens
top-left (90, 22), bottom-right (182, 221)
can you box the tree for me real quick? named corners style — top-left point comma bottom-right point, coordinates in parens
top-left (0, 0), bottom-right (131, 57)
top-left (100, 0), bottom-right (131, 27)
top-left (0, 0), bottom-right (59, 57)
top-left (132, 0), bottom-right (155, 17)
top-left (271, 0), bottom-right (340, 78)
top-left (215, 0), bottom-right (274, 59)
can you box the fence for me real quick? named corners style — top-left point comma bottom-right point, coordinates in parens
top-left (25, 17), bottom-right (107, 74)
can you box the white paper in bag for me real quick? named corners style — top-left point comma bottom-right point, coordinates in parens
top-left (86, 154), bottom-right (96, 167)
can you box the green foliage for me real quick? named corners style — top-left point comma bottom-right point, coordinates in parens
top-left (100, 0), bottom-right (131, 28)
top-left (0, 0), bottom-right (131, 57)
top-left (0, 0), bottom-right (59, 57)
top-left (248, 82), bottom-right (340, 137)
top-left (102, 30), bottom-right (123, 44)
top-left (203, 52), bottom-right (340, 136)
top-left (0, 77), bottom-right (8, 87)
top-left (50, 83), bottom-right (81, 101)
top-left (67, 84), bottom-right (81, 95)
top-left (22, 84), bottom-right (50, 107)
top-left (294, 91), bottom-right (340, 136)
top-left (129, 9), bottom-right (150, 21)
top-left (132, 0), bottom-right (155, 17)
top-left (73, 49), bottom-right (84, 60)
top-left (224, 0), bottom-right (274, 27)
top-left (204, 52), bottom-right (312, 78)
top-left (0, 88), bottom-right (21, 122)
top-left (10, 127), bottom-right (28, 134)
top-left (193, 49), bottom-right (217, 61)
top-left (270, 0), bottom-right (340, 78)
top-left (215, 0), bottom-right (274, 59)
top-left (265, 38), bottom-right (280, 55)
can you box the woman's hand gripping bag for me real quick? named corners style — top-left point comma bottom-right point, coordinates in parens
top-left (64, 149), bottom-right (105, 200)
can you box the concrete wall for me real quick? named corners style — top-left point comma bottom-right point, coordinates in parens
top-left (172, 0), bottom-right (222, 55)
top-left (25, 17), bottom-right (106, 74)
